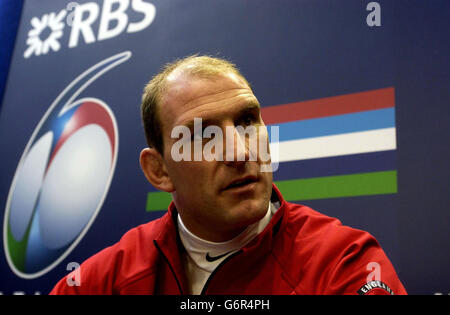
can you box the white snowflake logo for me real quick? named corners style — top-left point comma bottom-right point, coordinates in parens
top-left (24, 10), bottom-right (67, 59)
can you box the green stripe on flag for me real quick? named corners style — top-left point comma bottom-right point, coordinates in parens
top-left (274, 170), bottom-right (397, 201)
top-left (146, 191), bottom-right (172, 212)
top-left (145, 170), bottom-right (397, 211)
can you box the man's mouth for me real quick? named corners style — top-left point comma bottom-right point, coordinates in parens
top-left (225, 175), bottom-right (258, 190)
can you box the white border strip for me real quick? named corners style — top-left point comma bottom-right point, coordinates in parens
top-left (270, 127), bottom-right (397, 163)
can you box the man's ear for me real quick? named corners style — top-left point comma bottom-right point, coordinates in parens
top-left (140, 148), bottom-right (175, 192)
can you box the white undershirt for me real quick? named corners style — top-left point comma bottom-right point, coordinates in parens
top-left (177, 203), bottom-right (275, 294)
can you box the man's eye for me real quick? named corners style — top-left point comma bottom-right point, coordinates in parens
top-left (241, 114), bottom-right (257, 126)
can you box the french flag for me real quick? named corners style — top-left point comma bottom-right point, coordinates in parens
top-left (262, 87), bottom-right (398, 202)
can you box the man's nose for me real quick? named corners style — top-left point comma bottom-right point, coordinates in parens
top-left (223, 126), bottom-right (250, 166)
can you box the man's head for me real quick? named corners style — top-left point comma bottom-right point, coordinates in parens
top-left (141, 55), bottom-right (251, 155)
top-left (140, 55), bottom-right (273, 242)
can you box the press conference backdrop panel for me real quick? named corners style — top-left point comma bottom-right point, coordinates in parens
top-left (0, 0), bottom-right (448, 294)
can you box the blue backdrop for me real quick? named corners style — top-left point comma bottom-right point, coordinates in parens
top-left (0, 0), bottom-right (448, 294)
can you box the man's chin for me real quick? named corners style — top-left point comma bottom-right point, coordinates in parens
top-left (225, 199), bottom-right (268, 228)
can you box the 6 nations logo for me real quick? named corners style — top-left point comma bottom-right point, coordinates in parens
top-left (3, 51), bottom-right (131, 278)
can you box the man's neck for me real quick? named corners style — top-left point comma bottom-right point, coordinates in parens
top-left (177, 210), bottom-right (268, 243)
top-left (177, 203), bottom-right (273, 269)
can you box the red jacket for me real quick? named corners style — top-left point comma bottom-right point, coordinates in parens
top-left (50, 184), bottom-right (407, 295)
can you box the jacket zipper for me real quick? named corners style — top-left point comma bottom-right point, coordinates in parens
top-left (200, 249), bottom-right (243, 295)
top-left (153, 240), bottom-right (184, 295)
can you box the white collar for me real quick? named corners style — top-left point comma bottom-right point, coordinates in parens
top-left (177, 203), bottom-right (274, 272)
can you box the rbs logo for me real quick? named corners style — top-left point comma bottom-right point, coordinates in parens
top-left (24, 0), bottom-right (155, 58)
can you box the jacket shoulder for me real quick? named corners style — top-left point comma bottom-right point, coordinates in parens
top-left (50, 214), bottom-right (168, 295)
top-left (276, 202), bottom-right (406, 295)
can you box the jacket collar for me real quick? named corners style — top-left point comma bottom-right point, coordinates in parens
top-left (153, 183), bottom-right (288, 293)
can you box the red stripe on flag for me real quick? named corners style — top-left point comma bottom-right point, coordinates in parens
top-left (261, 87), bottom-right (395, 125)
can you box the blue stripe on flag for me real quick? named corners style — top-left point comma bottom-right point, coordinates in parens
top-left (268, 108), bottom-right (395, 142)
